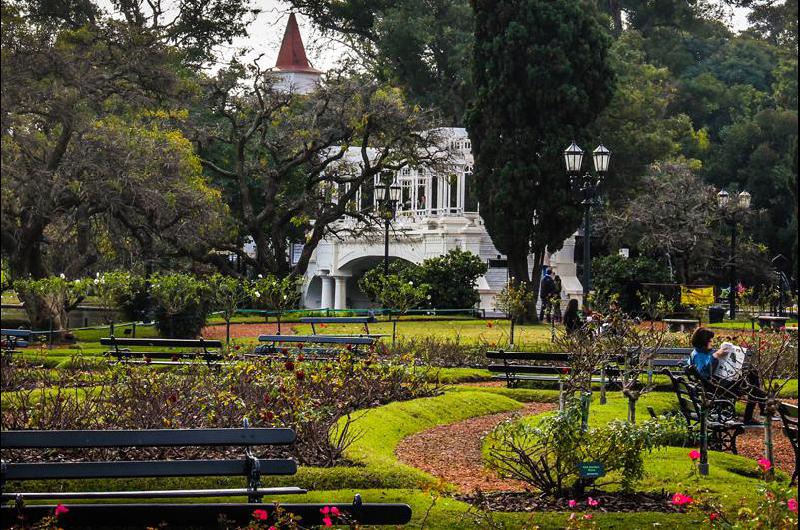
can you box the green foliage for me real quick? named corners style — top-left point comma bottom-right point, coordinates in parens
top-left (92, 271), bottom-right (149, 322)
top-left (415, 249), bottom-right (487, 309)
top-left (487, 399), bottom-right (681, 497)
top-left (13, 275), bottom-right (91, 330)
top-left (149, 273), bottom-right (212, 338)
top-left (358, 273), bottom-right (429, 314)
top-left (494, 282), bottom-right (536, 323)
top-left (252, 275), bottom-right (302, 312)
top-left (591, 254), bottom-right (670, 313)
top-left (466, 0), bottom-right (614, 284)
top-left (208, 274), bottom-right (254, 329)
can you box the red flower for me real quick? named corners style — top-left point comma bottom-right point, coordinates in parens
top-left (788, 498), bottom-right (797, 513)
top-left (688, 449), bottom-right (701, 461)
top-left (346, 344), bottom-right (353, 351)
top-left (263, 410), bottom-right (274, 421)
top-left (587, 497), bottom-right (599, 507)
top-left (252, 508), bottom-right (268, 520)
top-left (263, 394), bottom-right (271, 404)
top-left (234, 344), bottom-right (241, 350)
top-left (330, 506), bottom-right (340, 516)
top-left (54, 504), bottom-right (69, 517)
top-left (297, 354), bottom-right (305, 361)
top-left (709, 512), bottom-right (720, 521)
top-left (757, 458), bottom-right (772, 473)
top-left (297, 343), bottom-right (305, 349)
top-left (295, 370), bottom-right (305, 381)
top-left (322, 516), bottom-right (333, 527)
top-left (281, 348), bottom-right (289, 355)
top-left (284, 361), bottom-right (295, 371)
top-left (320, 506), bottom-right (330, 515)
top-left (583, 514), bottom-right (593, 520)
top-left (561, 367), bottom-right (570, 374)
top-left (672, 493), bottom-right (693, 506)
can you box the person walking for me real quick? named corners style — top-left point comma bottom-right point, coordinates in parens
top-left (551, 275), bottom-right (563, 323)
top-left (563, 298), bottom-right (581, 334)
top-left (539, 271), bottom-right (556, 322)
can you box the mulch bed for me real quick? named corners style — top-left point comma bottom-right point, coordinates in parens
top-left (456, 490), bottom-right (683, 513)
top-left (395, 402), bottom-right (557, 493)
top-left (200, 322), bottom-right (295, 339)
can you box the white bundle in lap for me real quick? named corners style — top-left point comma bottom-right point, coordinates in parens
top-left (715, 342), bottom-right (746, 381)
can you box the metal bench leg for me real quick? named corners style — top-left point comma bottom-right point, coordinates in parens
top-left (558, 379), bottom-right (564, 411)
top-left (600, 367), bottom-right (607, 405)
top-left (647, 361), bottom-right (653, 386)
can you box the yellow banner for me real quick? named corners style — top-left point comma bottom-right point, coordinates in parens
top-left (680, 286), bottom-right (715, 306)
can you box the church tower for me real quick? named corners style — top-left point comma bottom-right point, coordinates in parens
top-left (272, 13), bottom-right (322, 94)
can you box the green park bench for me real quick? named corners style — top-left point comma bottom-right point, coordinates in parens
top-left (0, 427), bottom-right (412, 528)
top-left (1, 329), bottom-right (33, 363)
top-left (299, 315), bottom-right (378, 335)
top-left (100, 337), bottom-right (224, 366)
top-left (777, 402), bottom-right (797, 485)
top-left (253, 334), bottom-right (378, 361)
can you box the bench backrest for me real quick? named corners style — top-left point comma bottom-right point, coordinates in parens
top-left (100, 337), bottom-right (223, 348)
top-left (486, 351), bottom-right (573, 362)
top-left (778, 402), bottom-right (798, 448)
top-left (1, 428), bottom-right (297, 481)
top-left (1, 329), bottom-right (32, 338)
top-left (258, 334), bottom-right (375, 345)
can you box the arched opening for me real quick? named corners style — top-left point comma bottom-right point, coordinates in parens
top-left (339, 255), bottom-right (416, 309)
top-left (304, 276), bottom-right (322, 309)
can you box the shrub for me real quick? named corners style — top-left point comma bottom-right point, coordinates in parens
top-left (591, 254), bottom-right (670, 314)
top-left (487, 399), bottom-right (679, 497)
top-left (149, 273), bottom-right (212, 338)
top-left (415, 249), bottom-right (487, 308)
top-left (92, 271), bottom-right (149, 323)
top-left (13, 275), bottom-right (91, 331)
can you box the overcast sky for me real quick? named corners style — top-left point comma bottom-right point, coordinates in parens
top-left (219, 0), bottom-right (752, 72)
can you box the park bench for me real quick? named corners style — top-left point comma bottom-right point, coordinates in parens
top-left (662, 368), bottom-right (744, 453)
top-left (626, 347), bottom-right (692, 384)
top-left (253, 334), bottom-right (377, 361)
top-left (0, 427), bottom-right (412, 528)
top-left (777, 402), bottom-right (798, 485)
top-left (663, 318), bottom-right (700, 333)
top-left (300, 315), bottom-right (378, 335)
top-left (486, 351), bottom-right (620, 402)
top-left (1, 329), bottom-right (32, 363)
top-left (101, 337), bottom-right (223, 366)
top-left (756, 315), bottom-right (790, 330)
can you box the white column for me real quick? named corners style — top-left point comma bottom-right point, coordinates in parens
top-left (333, 275), bottom-right (349, 310)
top-left (320, 272), bottom-right (334, 309)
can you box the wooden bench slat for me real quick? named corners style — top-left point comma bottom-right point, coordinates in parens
top-left (1, 502), bottom-right (413, 527)
top-left (258, 335), bottom-right (375, 345)
top-left (1, 428), bottom-right (295, 448)
top-left (3, 459), bottom-right (297, 480)
top-left (486, 351), bottom-right (572, 361)
top-left (1, 487), bottom-right (307, 501)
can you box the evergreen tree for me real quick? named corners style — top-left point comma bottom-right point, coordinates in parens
top-left (466, 0), bottom-right (613, 317)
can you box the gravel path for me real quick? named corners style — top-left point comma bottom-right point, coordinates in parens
top-left (395, 402), bottom-right (557, 493)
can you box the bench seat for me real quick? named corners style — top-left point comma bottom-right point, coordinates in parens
top-left (101, 337), bottom-right (223, 366)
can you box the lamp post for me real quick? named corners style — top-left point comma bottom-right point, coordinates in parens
top-left (377, 181), bottom-right (402, 275)
top-left (564, 142), bottom-right (611, 298)
top-left (717, 189), bottom-right (751, 320)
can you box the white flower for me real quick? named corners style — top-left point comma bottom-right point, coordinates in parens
top-left (426, 295), bottom-right (431, 300)
top-left (257, 274), bottom-right (263, 279)
top-left (59, 273), bottom-right (66, 279)
top-left (94, 279), bottom-right (100, 285)
top-left (253, 291), bottom-right (261, 298)
top-left (95, 272), bottom-right (100, 278)
top-left (283, 294), bottom-right (288, 300)
top-left (74, 279), bottom-right (81, 284)
top-left (408, 281), bottom-right (414, 286)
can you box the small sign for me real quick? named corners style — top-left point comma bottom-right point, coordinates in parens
top-left (578, 462), bottom-right (605, 479)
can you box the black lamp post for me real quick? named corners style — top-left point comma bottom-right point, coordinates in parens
top-left (564, 142), bottom-right (611, 298)
top-left (377, 181), bottom-right (402, 275)
top-left (717, 189), bottom-right (751, 320)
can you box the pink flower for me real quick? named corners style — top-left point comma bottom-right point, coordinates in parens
top-left (252, 509), bottom-right (268, 520)
top-left (269, 527), bottom-right (277, 530)
top-left (330, 506), bottom-right (340, 516)
top-left (587, 497), bottom-right (599, 507)
top-left (688, 449), bottom-right (701, 461)
top-left (672, 493), bottom-right (693, 506)
top-left (583, 514), bottom-right (593, 520)
top-left (54, 504), bottom-right (69, 517)
top-left (788, 498), bottom-right (798, 513)
top-left (757, 458), bottom-right (772, 473)
top-left (320, 506), bottom-right (330, 515)
top-left (709, 512), bottom-right (720, 521)
top-left (568, 499), bottom-right (577, 508)
top-left (322, 516), bottom-right (333, 527)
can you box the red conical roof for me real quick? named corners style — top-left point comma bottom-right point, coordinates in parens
top-left (275, 13), bottom-right (322, 74)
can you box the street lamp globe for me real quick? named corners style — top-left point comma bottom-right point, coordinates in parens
top-left (738, 190), bottom-right (751, 209)
top-left (389, 184), bottom-right (402, 204)
top-left (592, 144), bottom-right (611, 174)
top-left (563, 141), bottom-right (584, 174)
top-left (717, 189), bottom-right (730, 208)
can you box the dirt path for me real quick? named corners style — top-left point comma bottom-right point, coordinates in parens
top-left (200, 322), bottom-right (296, 339)
top-left (395, 402), bottom-right (557, 493)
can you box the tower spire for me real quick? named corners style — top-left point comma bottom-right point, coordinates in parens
top-left (275, 13), bottom-right (321, 73)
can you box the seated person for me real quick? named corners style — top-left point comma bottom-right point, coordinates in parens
top-left (689, 327), bottom-right (767, 425)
